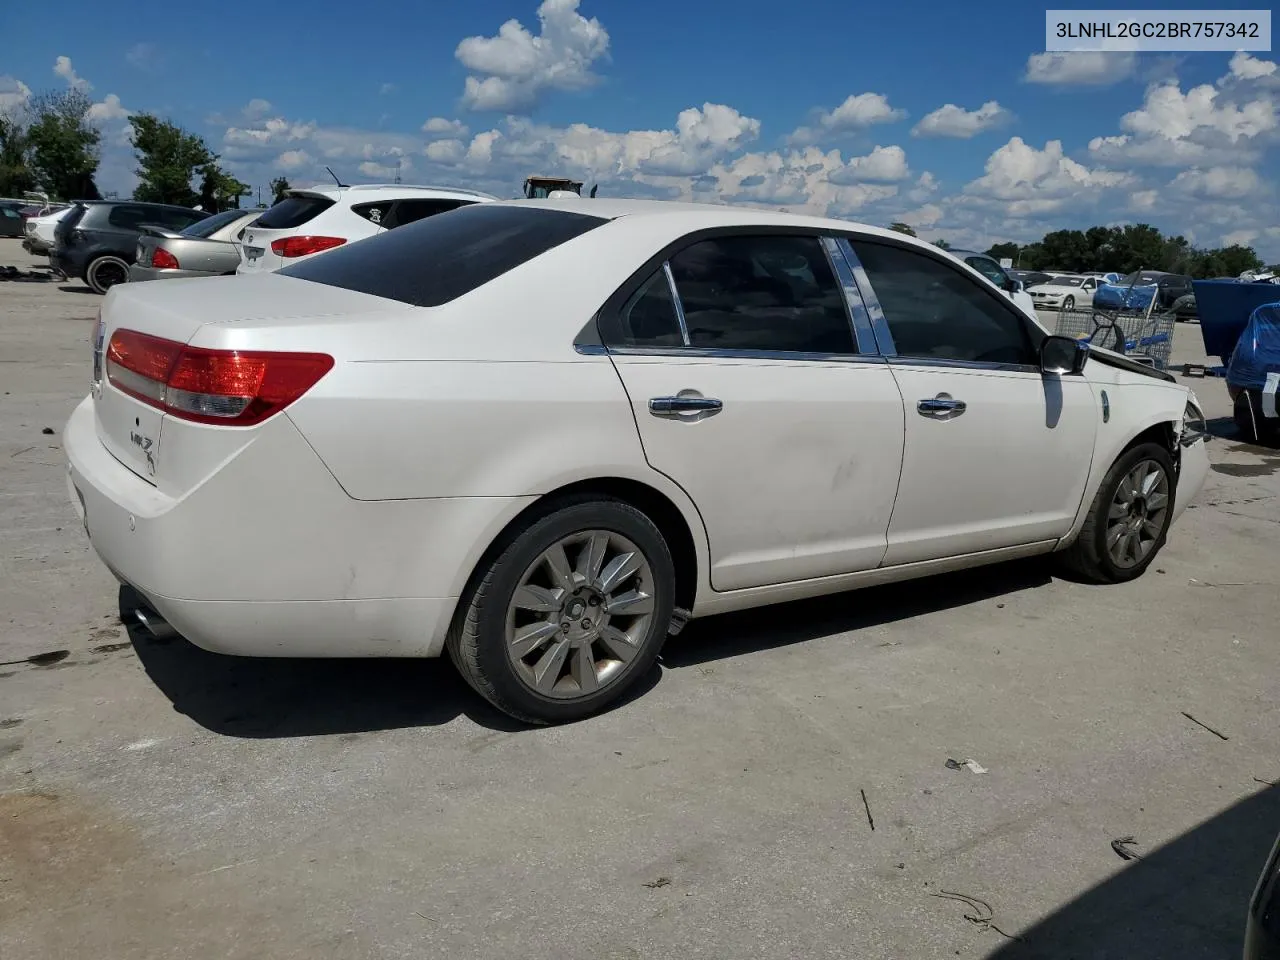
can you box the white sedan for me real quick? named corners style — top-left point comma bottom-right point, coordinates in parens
top-left (65, 199), bottom-right (1210, 723)
top-left (1028, 274), bottom-right (1103, 310)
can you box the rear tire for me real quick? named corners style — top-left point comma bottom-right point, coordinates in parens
top-left (1058, 441), bottom-right (1176, 584)
top-left (447, 496), bottom-right (676, 724)
top-left (85, 255), bottom-right (130, 294)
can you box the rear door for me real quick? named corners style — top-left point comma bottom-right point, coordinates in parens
top-left (237, 192), bottom-right (337, 273)
top-left (847, 236), bottom-right (1097, 565)
top-left (602, 232), bottom-right (906, 592)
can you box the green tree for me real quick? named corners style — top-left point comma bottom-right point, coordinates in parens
top-left (199, 163), bottom-right (250, 212)
top-left (269, 176), bottom-right (291, 204)
top-left (986, 241), bottom-right (1020, 263)
top-left (131, 114), bottom-right (212, 206)
top-left (0, 115), bottom-right (36, 197)
top-left (1202, 244), bottom-right (1264, 278)
top-left (1039, 229), bottom-right (1091, 271)
top-left (26, 89), bottom-right (101, 200)
top-left (934, 238), bottom-right (952, 251)
top-left (888, 221), bottom-right (916, 237)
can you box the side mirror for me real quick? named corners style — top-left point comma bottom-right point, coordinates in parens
top-left (1041, 335), bottom-right (1088, 376)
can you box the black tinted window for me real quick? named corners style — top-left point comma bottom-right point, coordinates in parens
top-left (352, 201), bottom-right (393, 226)
top-left (384, 199), bottom-right (467, 229)
top-left (616, 269), bottom-right (683, 347)
top-left (182, 209), bottom-right (250, 238)
top-left (255, 195), bottom-right (334, 229)
top-left (280, 204), bottom-right (604, 307)
top-left (106, 205), bottom-right (154, 230)
top-left (158, 209), bottom-right (205, 231)
top-left (851, 239), bottom-right (1034, 365)
top-left (667, 235), bottom-right (854, 354)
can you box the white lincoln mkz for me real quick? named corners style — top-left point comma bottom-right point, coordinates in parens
top-left (66, 199), bottom-right (1210, 723)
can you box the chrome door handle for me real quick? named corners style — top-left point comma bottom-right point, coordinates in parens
top-left (917, 396), bottom-right (966, 420)
top-left (649, 396), bottom-right (723, 418)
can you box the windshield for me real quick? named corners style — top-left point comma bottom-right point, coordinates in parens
top-left (181, 209), bottom-right (253, 238)
top-left (1048, 276), bottom-right (1085, 287)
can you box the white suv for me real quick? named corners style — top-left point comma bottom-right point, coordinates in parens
top-left (235, 184), bottom-right (496, 274)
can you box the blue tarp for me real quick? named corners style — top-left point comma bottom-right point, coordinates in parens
top-left (1195, 280), bottom-right (1280, 363)
top-left (1094, 282), bottom-right (1157, 311)
top-left (1226, 302), bottom-right (1280, 390)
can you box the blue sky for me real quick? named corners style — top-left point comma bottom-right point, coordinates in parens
top-left (2, 0), bottom-right (1277, 256)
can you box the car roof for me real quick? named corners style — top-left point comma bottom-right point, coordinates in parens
top-left (290, 183), bottom-right (498, 203)
top-left (80, 200), bottom-right (204, 212)
top-left (501, 197), bottom-right (959, 251)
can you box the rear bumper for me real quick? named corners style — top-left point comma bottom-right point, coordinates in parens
top-left (49, 248), bottom-right (84, 278)
top-left (64, 395), bottom-right (532, 657)
top-left (128, 265), bottom-right (220, 282)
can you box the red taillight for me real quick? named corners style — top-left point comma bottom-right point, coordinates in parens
top-left (270, 235), bottom-right (346, 258)
top-left (104, 329), bottom-right (333, 426)
top-left (150, 247), bottom-right (180, 270)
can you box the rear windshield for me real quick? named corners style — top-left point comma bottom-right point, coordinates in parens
top-left (279, 204), bottom-right (606, 307)
top-left (182, 208), bottom-right (253, 238)
top-left (57, 204), bottom-right (87, 233)
top-left (254, 195), bottom-right (335, 229)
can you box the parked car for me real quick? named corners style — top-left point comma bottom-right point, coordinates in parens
top-left (1082, 271), bottom-right (1122, 284)
top-left (66, 199), bottom-right (1210, 724)
top-left (23, 205), bottom-right (75, 254)
top-left (235, 183), bottom-right (496, 274)
top-left (1119, 270), bottom-right (1194, 309)
top-left (948, 249), bottom-right (1038, 316)
top-left (52, 201), bottom-right (209, 294)
top-left (1010, 269), bottom-right (1053, 288)
top-left (1171, 292), bottom-right (1198, 321)
top-left (130, 208), bottom-right (262, 283)
top-left (0, 204), bottom-right (23, 237)
top-left (1028, 274), bottom-right (1104, 311)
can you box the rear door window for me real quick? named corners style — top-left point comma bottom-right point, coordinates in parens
top-left (279, 204), bottom-right (605, 307)
top-left (616, 269), bottom-right (684, 347)
top-left (107, 205), bottom-right (155, 230)
top-left (666, 235), bottom-right (855, 354)
top-left (352, 202), bottom-right (394, 227)
top-left (382, 199), bottom-right (469, 229)
top-left (254, 195), bottom-right (335, 229)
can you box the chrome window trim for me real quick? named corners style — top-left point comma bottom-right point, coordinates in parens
top-left (820, 236), bottom-right (877, 355)
top-left (834, 237), bottom-right (896, 355)
top-left (603, 345), bottom-right (888, 364)
top-left (886, 356), bottom-right (1040, 374)
top-left (661, 260), bottom-right (692, 347)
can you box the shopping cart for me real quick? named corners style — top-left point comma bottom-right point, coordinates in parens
top-left (1053, 306), bottom-right (1176, 370)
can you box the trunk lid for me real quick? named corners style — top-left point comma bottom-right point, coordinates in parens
top-left (235, 191), bottom-right (338, 274)
top-left (93, 274), bottom-right (392, 491)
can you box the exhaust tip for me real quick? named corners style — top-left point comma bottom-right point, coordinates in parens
top-left (132, 606), bottom-right (177, 641)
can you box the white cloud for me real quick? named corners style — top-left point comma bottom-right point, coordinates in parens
top-left (87, 93), bottom-right (130, 123)
top-left (379, 82), bottom-right (397, 96)
top-left (359, 156), bottom-right (412, 179)
top-left (425, 138), bottom-right (467, 163)
top-left (1024, 51), bottom-right (1135, 86)
top-left (224, 116), bottom-right (318, 148)
top-left (963, 137), bottom-right (1132, 215)
top-left (1129, 189), bottom-right (1159, 211)
top-left (912, 101), bottom-right (1011, 138)
top-left (821, 92), bottom-right (905, 129)
top-left (1229, 52), bottom-right (1277, 81)
top-left (53, 55), bottom-right (91, 92)
top-left (906, 171), bottom-right (939, 202)
top-left (829, 145), bottom-right (910, 183)
top-left (1121, 82), bottom-right (1277, 143)
top-left (276, 149), bottom-right (314, 171)
top-left (1222, 228), bottom-right (1259, 247)
top-left (243, 99), bottom-right (273, 121)
top-left (456, 0), bottom-right (609, 112)
top-left (0, 76), bottom-right (31, 114)
top-left (423, 116), bottom-right (468, 137)
top-left (1087, 132), bottom-right (1259, 168)
top-left (1169, 165), bottom-right (1263, 200)
top-left (125, 43), bottom-right (161, 71)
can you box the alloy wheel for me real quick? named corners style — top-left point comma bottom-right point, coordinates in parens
top-left (1105, 459), bottom-right (1170, 568)
top-left (505, 530), bottom-right (655, 699)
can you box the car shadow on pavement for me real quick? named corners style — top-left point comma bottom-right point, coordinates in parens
top-left (121, 587), bottom-right (660, 738)
top-left (662, 559), bottom-right (1054, 669)
top-left (56, 285), bottom-right (96, 295)
top-left (991, 784), bottom-right (1278, 958)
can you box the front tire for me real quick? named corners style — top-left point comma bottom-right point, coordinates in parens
top-left (1059, 442), bottom-right (1176, 583)
top-left (1063, 295), bottom-right (1075, 310)
top-left (85, 255), bottom-right (130, 294)
top-left (447, 496), bottom-right (676, 724)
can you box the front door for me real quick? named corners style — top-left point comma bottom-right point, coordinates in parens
top-left (848, 236), bottom-right (1098, 566)
top-left (600, 233), bottom-right (906, 592)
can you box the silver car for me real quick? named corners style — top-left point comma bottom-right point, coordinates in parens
top-left (129, 208), bottom-right (262, 282)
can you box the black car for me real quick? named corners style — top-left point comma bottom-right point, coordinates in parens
top-left (0, 203), bottom-right (24, 238)
top-left (51, 201), bottom-right (209, 293)
top-left (1119, 270), bottom-right (1194, 309)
